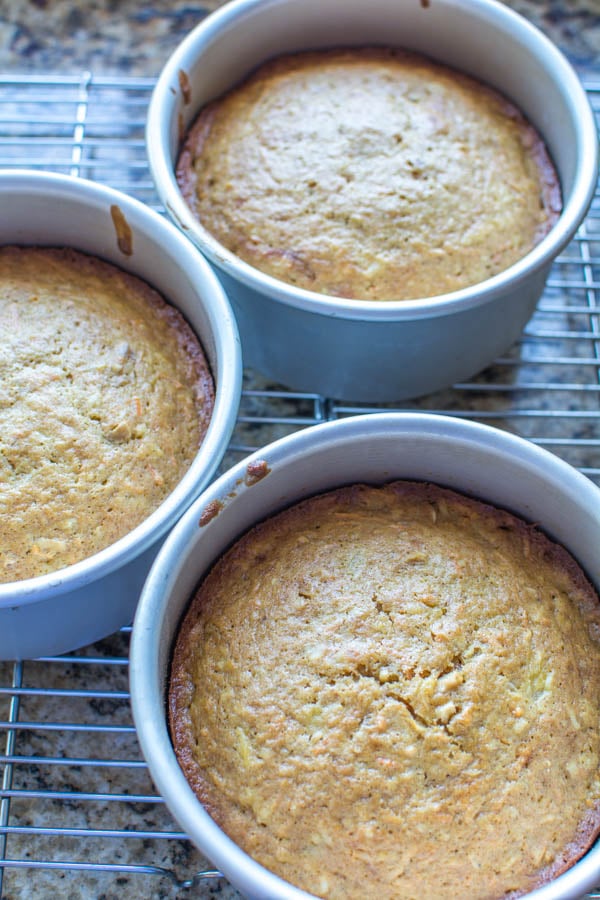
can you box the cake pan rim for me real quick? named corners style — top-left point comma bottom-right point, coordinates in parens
top-left (146, 0), bottom-right (598, 321)
top-left (131, 412), bottom-right (600, 900)
top-left (0, 169), bottom-right (242, 609)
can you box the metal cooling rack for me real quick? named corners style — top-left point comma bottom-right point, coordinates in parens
top-left (0, 72), bottom-right (599, 898)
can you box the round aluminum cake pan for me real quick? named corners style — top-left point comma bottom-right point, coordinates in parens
top-left (0, 169), bottom-right (242, 660)
top-left (130, 412), bottom-right (600, 900)
top-left (146, 0), bottom-right (598, 402)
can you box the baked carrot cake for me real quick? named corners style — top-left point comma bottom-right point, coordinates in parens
top-left (177, 48), bottom-right (561, 301)
top-left (170, 481), bottom-right (600, 899)
top-left (0, 245), bottom-right (214, 582)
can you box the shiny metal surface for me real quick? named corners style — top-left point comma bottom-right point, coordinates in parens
top-left (0, 170), bottom-right (242, 659)
top-left (0, 71), bottom-right (599, 898)
top-left (146, 0), bottom-right (598, 401)
top-left (131, 413), bottom-right (600, 900)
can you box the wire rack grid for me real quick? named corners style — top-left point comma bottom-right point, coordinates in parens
top-left (0, 72), bottom-right (599, 898)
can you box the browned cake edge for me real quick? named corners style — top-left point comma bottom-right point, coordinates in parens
top-left (175, 47), bottom-right (562, 290)
top-left (168, 481), bottom-right (600, 896)
top-left (1, 244), bottom-right (216, 581)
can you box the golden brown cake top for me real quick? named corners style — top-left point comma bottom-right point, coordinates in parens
top-left (0, 246), bottom-right (214, 582)
top-left (170, 481), bottom-right (600, 900)
top-left (177, 48), bottom-right (561, 302)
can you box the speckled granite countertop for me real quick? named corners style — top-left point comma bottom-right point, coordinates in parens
top-left (0, 0), bottom-right (599, 73)
top-left (0, 2), bottom-right (599, 899)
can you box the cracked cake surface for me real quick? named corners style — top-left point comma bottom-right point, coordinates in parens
top-left (176, 47), bottom-right (561, 301)
top-left (0, 245), bottom-right (214, 582)
top-left (170, 480), bottom-right (600, 899)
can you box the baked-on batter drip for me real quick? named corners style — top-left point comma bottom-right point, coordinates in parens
top-left (177, 48), bottom-right (561, 301)
top-left (170, 481), bottom-right (600, 900)
top-left (0, 246), bottom-right (214, 582)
